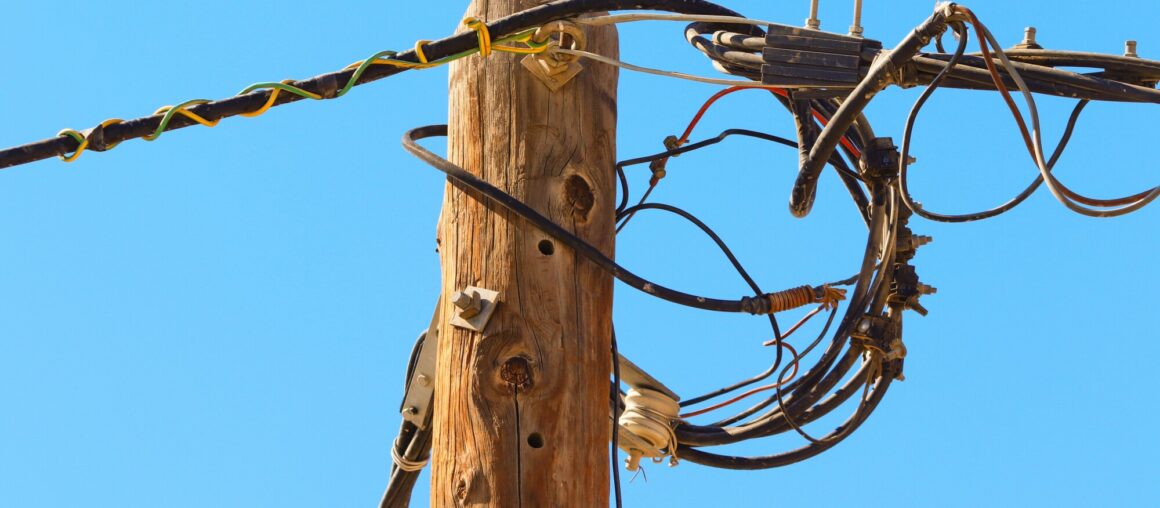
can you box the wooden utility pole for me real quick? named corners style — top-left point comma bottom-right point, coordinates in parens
top-left (431, 1), bottom-right (619, 506)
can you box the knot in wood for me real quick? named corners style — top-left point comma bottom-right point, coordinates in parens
top-left (500, 356), bottom-right (533, 390)
top-left (564, 174), bottom-right (594, 221)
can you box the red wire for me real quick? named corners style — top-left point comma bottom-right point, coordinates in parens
top-left (679, 341), bottom-right (801, 419)
top-left (674, 86), bottom-right (863, 160)
top-left (764, 305), bottom-right (825, 346)
top-left (680, 303), bottom-right (831, 419)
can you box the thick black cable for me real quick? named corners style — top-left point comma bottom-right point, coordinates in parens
top-left (403, 124), bottom-right (776, 315)
top-left (678, 361), bottom-right (897, 470)
top-left (0, 0), bottom-right (750, 170)
top-left (675, 188), bottom-right (889, 446)
top-left (790, 6), bottom-right (953, 218)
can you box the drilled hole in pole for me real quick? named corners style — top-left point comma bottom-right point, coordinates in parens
top-left (527, 432), bottom-right (545, 449)
top-left (538, 239), bottom-right (555, 256)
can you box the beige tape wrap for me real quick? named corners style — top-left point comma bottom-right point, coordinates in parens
top-left (617, 387), bottom-right (681, 471)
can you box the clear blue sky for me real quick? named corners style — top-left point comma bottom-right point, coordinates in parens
top-left (1, 1), bottom-right (1156, 506)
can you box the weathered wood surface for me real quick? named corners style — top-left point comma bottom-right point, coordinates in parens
top-left (431, 1), bottom-right (619, 506)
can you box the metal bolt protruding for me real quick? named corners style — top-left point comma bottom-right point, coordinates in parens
top-left (806, 0), bottom-right (821, 30)
top-left (912, 235), bottom-right (934, 248)
top-left (452, 290), bottom-right (482, 319)
top-left (1015, 27), bottom-right (1043, 50)
top-left (402, 406), bottom-right (418, 417)
top-left (917, 283), bottom-right (938, 296)
top-left (849, 0), bottom-right (864, 38)
top-left (906, 155), bottom-right (918, 165)
top-left (416, 374), bottom-right (431, 387)
top-left (451, 291), bottom-right (472, 309)
top-left (1126, 40), bottom-right (1139, 58)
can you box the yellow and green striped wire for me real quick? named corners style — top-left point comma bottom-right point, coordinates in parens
top-left (57, 17), bottom-right (550, 163)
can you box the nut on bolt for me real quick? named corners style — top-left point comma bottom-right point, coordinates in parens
top-left (1125, 40), bottom-right (1139, 58)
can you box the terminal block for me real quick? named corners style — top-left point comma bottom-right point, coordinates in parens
top-left (762, 25), bottom-right (883, 88)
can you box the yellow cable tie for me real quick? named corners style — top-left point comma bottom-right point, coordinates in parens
top-left (414, 40), bottom-right (432, 65)
top-left (464, 17), bottom-right (492, 58)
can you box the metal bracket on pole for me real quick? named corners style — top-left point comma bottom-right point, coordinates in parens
top-left (521, 21), bottom-right (587, 91)
top-left (400, 300), bottom-right (444, 429)
top-left (617, 354), bottom-right (680, 402)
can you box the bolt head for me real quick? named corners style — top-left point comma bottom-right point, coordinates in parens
top-left (451, 291), bottom-right (473, 310)
top-left (857, 319), bottom-right (872, 334)
top-left (402, 406), bottom-right (418, 417)
top-left (416, 374), bottom-right (431, 387)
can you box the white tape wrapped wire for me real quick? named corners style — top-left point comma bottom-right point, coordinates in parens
top-left (617, 387), bottom-right (681, 471)
top-left (391, 445), bottom-right (429, 473)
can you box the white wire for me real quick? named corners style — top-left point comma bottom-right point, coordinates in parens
top-left (977, 23), bottom-right (1160, 217)
top-left (552, 47), bottom-right (765, 87)
top-left (575, 13), bottom-right (781, 28)
top-left (552, 48), bottom-right (853, 89)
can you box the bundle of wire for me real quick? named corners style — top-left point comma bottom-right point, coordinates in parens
top-left (390, 2), bottom-right (1157, 506)
top-left (0, 1), bottom-right (1151, 506)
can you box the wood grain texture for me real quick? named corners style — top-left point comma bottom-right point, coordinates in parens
top-left (431, 1), bottom-right (618, 506)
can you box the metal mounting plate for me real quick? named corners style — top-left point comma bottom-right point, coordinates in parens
top-left (449, 286), bottom-right (500, 332)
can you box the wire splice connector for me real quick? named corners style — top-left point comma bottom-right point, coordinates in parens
top-left (742, 285), bottom-right (846, 315)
